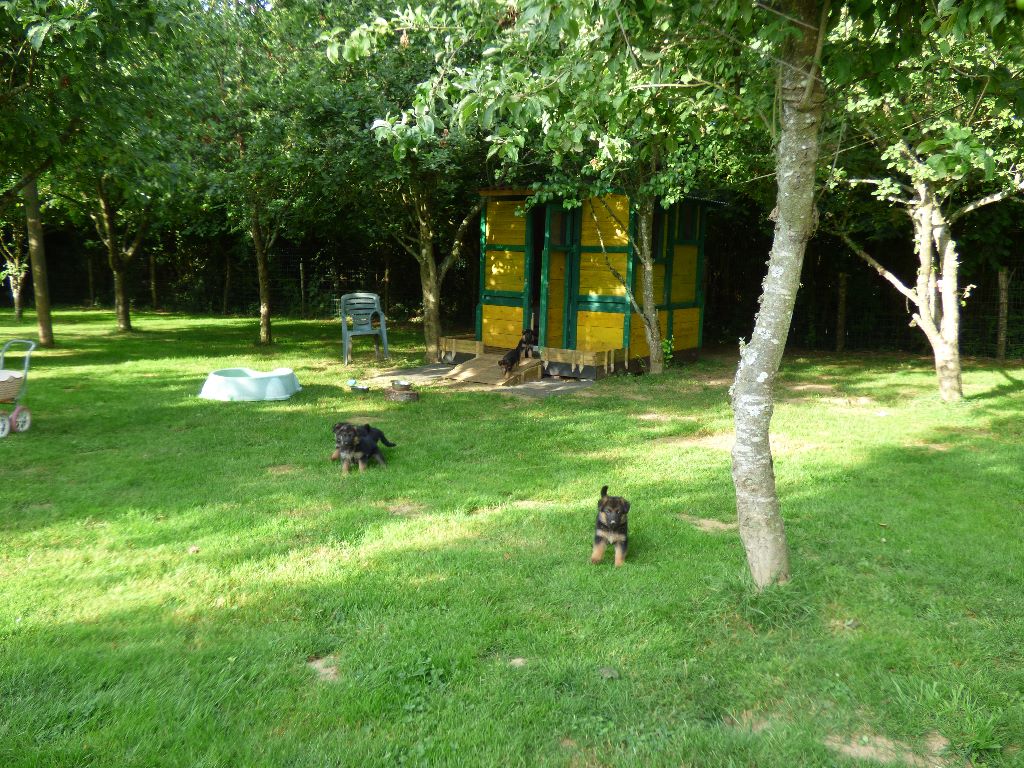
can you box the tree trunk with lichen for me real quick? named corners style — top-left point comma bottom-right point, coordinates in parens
top-left (730, 0), bottom-right (825, 589)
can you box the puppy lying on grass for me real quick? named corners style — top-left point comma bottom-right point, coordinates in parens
top-left (591, 485), bottom-right (631, 567)
top-left (330, 422), bottom-right (396, 474)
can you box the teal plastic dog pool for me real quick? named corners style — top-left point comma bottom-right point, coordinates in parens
top-left (199, 367), bottom-right (302, 401)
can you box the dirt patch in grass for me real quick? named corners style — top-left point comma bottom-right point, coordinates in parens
top-left (655, 432), bottom-right (734, 451)
top-left (677, 514), bottom-right (737, 533)
top-left (654, 432), bottom-right (820, 456)
top-left (823, 731), bottom-right (949, 767)
top-left (306, 655), bottom-right (340, 682)
top-left (905, 440), bottom-right (953, 452)
top-left (828, 618), bottom-right (862, 634)
top-left (635, 412), bottom-right (699, 423)
top-left (267, 464), bottom-right (297, 475)
top-left (384, 500), bottom-right (427, 516)
top-left (722, 710), bottom-right (771, 733)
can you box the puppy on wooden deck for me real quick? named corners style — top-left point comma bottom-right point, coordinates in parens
top-left (498, 328), bottom-right (539, 377)
top-left (591, 486), bottom-right (631, 567)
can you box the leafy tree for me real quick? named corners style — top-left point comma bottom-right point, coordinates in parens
top-left (328, 5), bottom-right (491, 362)
top-left (830, 29), bottom-right (1024, 400)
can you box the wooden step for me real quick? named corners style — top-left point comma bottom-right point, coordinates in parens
top-left (444, 353), bottom-right (543, 386)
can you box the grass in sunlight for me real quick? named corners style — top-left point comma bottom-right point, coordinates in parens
top-left (1, 308), bottom-right (1023, 767)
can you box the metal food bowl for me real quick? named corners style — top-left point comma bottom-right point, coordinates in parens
top-left (391, 380), bottom-right (413, 391)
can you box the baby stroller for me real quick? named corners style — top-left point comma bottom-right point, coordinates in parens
top-left (0, 339), bottom-right (36, 438)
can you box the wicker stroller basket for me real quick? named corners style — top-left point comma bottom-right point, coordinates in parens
top-left (0, 372), bottom-right (24, 401)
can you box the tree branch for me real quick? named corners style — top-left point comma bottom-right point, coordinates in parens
top-left (391, 231), bottom-right (420, 259)
top-left (799, 0), bottom-right (830, 110)
top-left (123, 206), bottom-right (153, 261)
top-left (0, 119), bottom-right (81, 210)
top-left (439, 199), bottom-right (484, 282)
top-left (949, 175), bottom-right (1024, 223)
top-left (838, 230), bottom-right (920, 306)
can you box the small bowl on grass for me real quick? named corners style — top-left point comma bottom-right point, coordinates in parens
top-left (391, 380), bottom-right (413, 391)
top-left (350, 384), bottom-right (370, 393)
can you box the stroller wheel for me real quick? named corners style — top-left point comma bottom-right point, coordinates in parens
top-left (0, 413), bottom-right (8, 439)
top-left (10, 406), bottom-right (30, 433)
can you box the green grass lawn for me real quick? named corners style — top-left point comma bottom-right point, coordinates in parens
top-left (1, 309), bottom-right (1022, 767)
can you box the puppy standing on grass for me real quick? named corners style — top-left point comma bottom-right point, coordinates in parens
top-left (591, 486), bottom-right (631, 567)
top-left (330, 422), bottom-right (396, 474)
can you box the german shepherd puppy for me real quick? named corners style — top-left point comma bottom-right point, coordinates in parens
top-left (591, 486), bottom-right (631, 566)
top-left (499, 341), bottom-right (524, 377)
top-left (521, 327), bottom-right (538, 358)
top-left (330, 422), bottom-right (396, 474)
top-left (498, 328), bottom-right (539, 377)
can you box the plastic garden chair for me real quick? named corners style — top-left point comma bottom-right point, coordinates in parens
top-left (337, 292), bottom-right (389, 365)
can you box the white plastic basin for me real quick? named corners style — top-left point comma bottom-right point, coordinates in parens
top-left (199, 367), bottom-right (302, 401)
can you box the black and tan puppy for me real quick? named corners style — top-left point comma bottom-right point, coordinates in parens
top-left (499, 328), bottom-right (539, 376)
top-left (330, 422), bottom-right (396, 474)
top-left (520, 328), bottom-right (538, 359)
top-left (498, 342), bottom-right (524, 376)
top-left (591, 485), bottom-right (631, 567)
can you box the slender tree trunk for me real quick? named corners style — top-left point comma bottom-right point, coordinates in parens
top-left (149, 250), bottom-right (158, 309)
top-left (110, 259), bottom-right (132, 332)
top-left (3, 228), bottom-right (26, 321)
top-left (11, 276), bottom-right (24, 321)
top-left (635, 196), bottom-right (664, 374)
top-left (419, 252), bottom-right (441, 363)
top-left (299, 258), bottom-right (306, 319)
top-left (411, 186), bottom-right (442, 362)
top-left (23, 178), bottom-right (54, 347)
top-left (932, 213), bottom-right (962, 401)
top-left (997, 266), bottom-right (1009, 364)
top-left (251, 208), bottom-right (272, 345)
top-left (86, 252), bottom-right (95, 306)
top-left (903, 197), bottom-right (963, 402)
top-left (730, 0), bottom-right (826, 589)
top-left (836, 271), bottom-right (847, 353)
top-left (222, 249), bottom-right (231, 315)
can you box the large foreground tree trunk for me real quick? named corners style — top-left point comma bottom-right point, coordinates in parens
top-left (23, 178), bottom-right (54, 347)
top-left (730, 0), bottom-right (826, 589)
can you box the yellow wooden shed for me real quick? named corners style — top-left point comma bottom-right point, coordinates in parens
top-left (442, 189), bottom-right (708, 378)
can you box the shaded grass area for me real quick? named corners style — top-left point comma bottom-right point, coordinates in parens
top-left (1, 309), bottom-right (1023, 766)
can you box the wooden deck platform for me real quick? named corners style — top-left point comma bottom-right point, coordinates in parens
top-left (439, 336), bottom-right (630, 381)
top-left (443, 353), bottom-right (544, 386)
